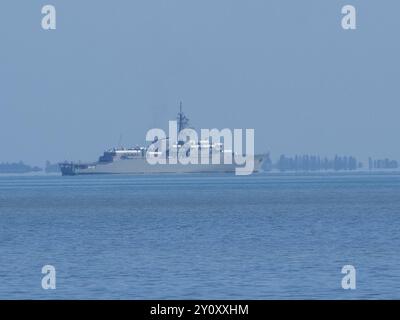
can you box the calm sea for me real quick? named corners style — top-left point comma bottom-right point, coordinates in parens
top-left (0, 173), bottom-right (399, 299)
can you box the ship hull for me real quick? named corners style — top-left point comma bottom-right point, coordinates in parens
top-left (60, 155), bottom-right (265, 176)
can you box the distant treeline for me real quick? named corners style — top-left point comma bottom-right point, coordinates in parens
top-left (45, 161), bottom-right (60, 173)
top-left (277, 154), bottom-right (360, 171)
top-left (369, 158), bottom-right (399, 170)
top-left (262, 154), bottom-right (400, 172)
top-left (262, 154), bottom-right (362, 172)
top-left (1, 157), bottom-right (398, 174)
top-left (0, 161), bottom-right (61, 174)
top-left (0, 161), bottom-right (42, 174)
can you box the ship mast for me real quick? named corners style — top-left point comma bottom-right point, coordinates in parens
top-left (177, 101), bottom-right (189, 133)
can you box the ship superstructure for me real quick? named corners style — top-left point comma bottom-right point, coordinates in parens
top-left (59, 106), bottom-right (265, 176)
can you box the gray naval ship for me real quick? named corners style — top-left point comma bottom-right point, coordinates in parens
top-left (59, 107), bottom-right (265, 176)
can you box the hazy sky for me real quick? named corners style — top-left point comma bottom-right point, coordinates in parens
top-left (1, 1), bottom-right (399, 165)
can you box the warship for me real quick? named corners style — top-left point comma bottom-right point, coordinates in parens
top-left (59, 107), bottom-right (265, 176)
